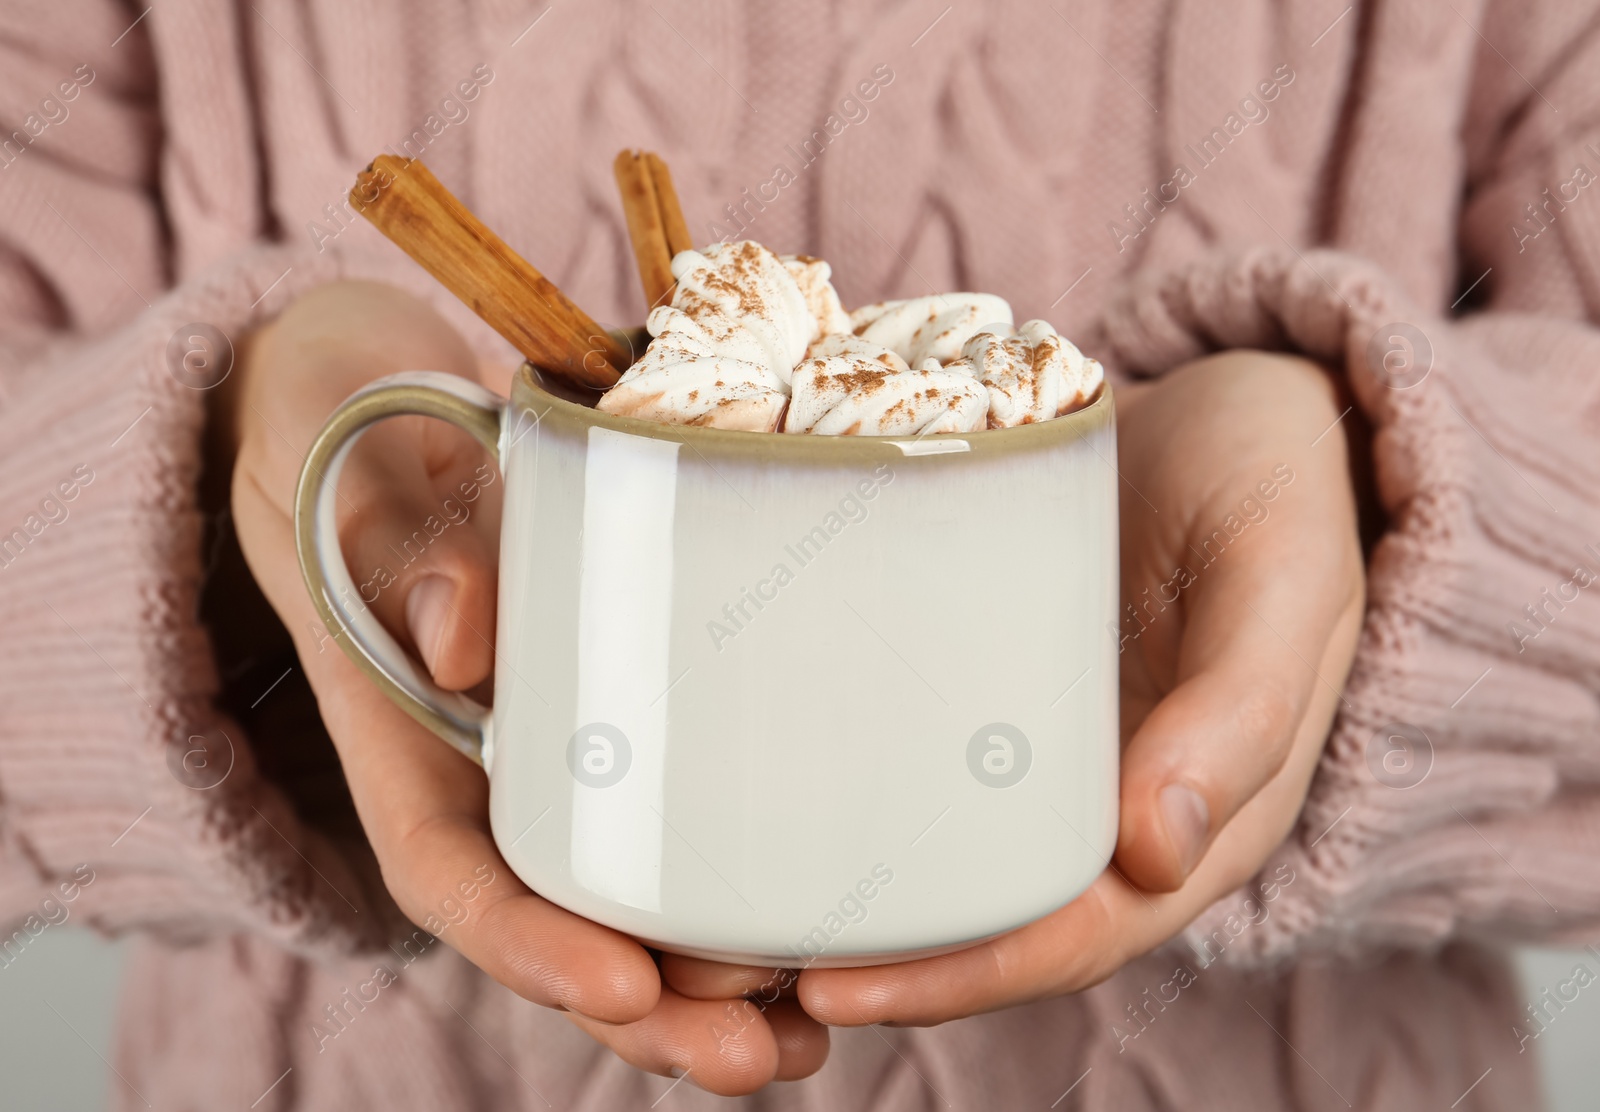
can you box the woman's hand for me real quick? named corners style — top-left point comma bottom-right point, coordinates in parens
top-left (663, 350), bottom-right (1365, 1033)
top-left (226, 280), bottom-right (829, 1092)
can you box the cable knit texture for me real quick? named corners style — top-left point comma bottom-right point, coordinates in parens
top-left (1, 0), bottom-right (1596, 1108)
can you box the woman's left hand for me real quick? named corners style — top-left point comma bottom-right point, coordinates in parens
top-left (662, 349), bottom-right (1365, 1029)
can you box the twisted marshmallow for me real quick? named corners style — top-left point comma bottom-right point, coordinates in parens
top-left (952, 320), bottom-right (1105, 428)
top-left (786, 352), bottom-right (988, 436)
top-left (848, 293), bottom-right (1014, 365)
top-left (596, 241), bottom-right (815, 431)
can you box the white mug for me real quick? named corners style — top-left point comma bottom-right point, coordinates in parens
top-left (296, 364), bottom-right (1120, 967)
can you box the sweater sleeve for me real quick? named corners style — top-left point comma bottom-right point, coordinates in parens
top-left (1095, 18), bottom-right (1600, 965)
top-left (0, 243), bottom-right (467, 957)
top-left (0, 11), bottom-right (477, 958)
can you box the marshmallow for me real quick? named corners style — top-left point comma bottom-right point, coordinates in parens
top-left (667, 242), bottom-right (813, 383)
top-left (593, 325), bottom-right (790, 432)
top-left (781, 254), bottom-right (852, 342)
top-left (785, 355), bottom-right (989, 436)
top-left (597, 241), bottom-right (810, 430)
top-left (848, 293), bottom-right (1014, 366)
top-left (959, 319), bottom-right (1104, 428)
top-left (804, 332), bottom-right (911, 373)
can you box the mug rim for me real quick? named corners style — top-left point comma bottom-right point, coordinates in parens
top-left (512, 361), bottom-right (1115, 461)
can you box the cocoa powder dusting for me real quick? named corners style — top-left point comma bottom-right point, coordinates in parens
top-left (828, 366), bottom-right (891, 393)
top-left (1028, 335), bottom-right (1057, 408)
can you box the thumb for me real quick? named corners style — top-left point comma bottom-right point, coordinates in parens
top-left (1114, 525), bottom-right (1362, 893)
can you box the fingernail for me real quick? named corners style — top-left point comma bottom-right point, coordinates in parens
top-left (405, 575), bottom-right (454, 676)
top-left (1159, 783), bottom-right (1210, 877)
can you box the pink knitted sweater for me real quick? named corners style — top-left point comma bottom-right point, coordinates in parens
top-left (2, 1), bottom-right (1598, 1108)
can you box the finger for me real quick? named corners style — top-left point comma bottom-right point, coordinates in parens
top-left (386, 812), bottom-right (662, 1023)
top-left (764, 997), bottom-right (831, 1081)
top-left (799, 876), bottom-right (1133, 1027)
top-left (564, 986), bottom-right (784, 1096)
top-left (655, 958), bottom-right (830, 1081)
top-left (335, 414), bottom-right (501, 691)
top-left (1115, 479), bottom-right (1363, 892)
top-left (234, 474), bottom-right (660, 1024)
top-left (238, 281), bottom-right (502, 691)
top-left (658, 954), bottom-right (793, 1001)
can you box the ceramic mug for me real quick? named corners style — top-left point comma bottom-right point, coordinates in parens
top-left (295, 363), bottom-right (1120, 967)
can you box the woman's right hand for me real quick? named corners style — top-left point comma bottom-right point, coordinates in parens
top-left (226, 279), bottom-right (828, 1093)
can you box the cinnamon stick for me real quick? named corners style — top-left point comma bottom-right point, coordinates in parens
top-left (614, 150), bottom-right (694, 309)
top-left (351, 155), bottom-right (628, 390)
top-left (643, 152), bottom-right (694, 257)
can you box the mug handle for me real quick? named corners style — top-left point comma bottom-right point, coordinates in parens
top-left (293, 371), bottom-right (505, 767)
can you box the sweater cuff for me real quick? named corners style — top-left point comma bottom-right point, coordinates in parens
top-left (0, 242), bottom-right (510, 956)
top-left (1091, 246), bottom-right (1600, 965)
